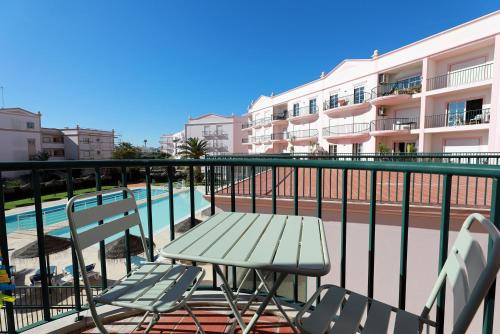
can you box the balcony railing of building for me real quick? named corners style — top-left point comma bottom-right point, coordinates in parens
top-left (291, 105), bottom-right (318, 117)
top-left (0, 158), bottom-right (499, 333)
top-left (427, 63), bottom-right (493, 91)
top-left (271, 132), bottom-right (288, 141)
top-left (322, 122), bottom-right (371, 136)
top-left (272, 113), bottom-right (288, 121)
top-left (371, 77), bottom-right (422, 98)
top-left (287, 129), bottom-right (318, 140)
top-left (323, 92), bottom-right (372, 110)
top-left (370, 117), bottom-right (420, 132)
top-left (252, 117), bottom-right (272, 127)
top-left (242, 122), bottom-right (253, 129)
top-left (202, 130), bottom-right (228, 139)
top-left (425, 108), bottom-right (491, 128)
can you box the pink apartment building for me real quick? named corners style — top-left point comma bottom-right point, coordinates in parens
top-left (243, 11), bottom-right (500, 155)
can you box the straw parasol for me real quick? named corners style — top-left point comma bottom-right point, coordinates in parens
top-left (104, 235), bottom-right (155, 260)
top-left (12, 235), bottom-right (72, 284)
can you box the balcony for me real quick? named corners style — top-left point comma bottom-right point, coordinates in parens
top-left (425, 108), bottom-right (491, 129)
top-left (0, 157), bottom-right (499, 333)
top-left (322, 123), bottom-right (371, 143)
top-left (202, 130), bottom-right (228, 139)
top-left (270, 132), bottom-right (288, 143)
top-left (241, 122), bottom-right (253, 130)
top-left (288, 106), bottom-right (319, 124)
top-left (271, 113), bottom-right (288, 125)
top-left (287, 129), bottom-right (318, 144)
top-left (370, 117), bottom-right (419, 136)
top-left (252, 117), bottom-right (272, 129)
top-left (370, 78), bottom-right (422, 106)
top-left (427, 63), bottom-right (493, 92)
top-left (241, 137), bottom-right (252, 145)
top-left (323, 92), bottom-right (371, 118)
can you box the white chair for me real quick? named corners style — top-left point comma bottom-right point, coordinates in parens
top-left (66, 187), bottom-right (205, 334)
top-left (295, 213), bottom-right (500, 333)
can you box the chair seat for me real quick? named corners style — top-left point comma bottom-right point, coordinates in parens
top-left (95, 263), bottom-right (203, 313)
top-left (296, 285), bottom-right (426, 334)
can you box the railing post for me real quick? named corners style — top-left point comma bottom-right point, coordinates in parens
top-left (399, 171), bottom-right (411, 310)
top-left (230, 165), bottom-right (235, 212)
top-left (210, 165), bottom-right (216, 216)
top-left (436, 174), bottom-right (452, 334)
top-left (32, 170), bottom-right (51, 321)
top-left (483, 177), bottom-right (499, 334)
top-left (145, 165), bottom-right (154, 261)
top-left (316, 167), bottom-right (322, 301)
top-left (95, 168), bottom-right (107, 288)
top-left (189, 166), bottom-right (195, 228)
top-left (272, 166), bottom-right (277, 214)
top-left (0, 172), bottom-right (16, 333)
top-left (251, 166), bottom-right (256, 213)
top-left (66, 168), bottom-right (82, 320)
top-left (167, 167), bottom-right (175, 242)
top-left (340, 169), bottom-right (347, 288)
top-left (368, 170), bottom-right (377, 299)
top-left (120, 167), bottom-right (132, 274)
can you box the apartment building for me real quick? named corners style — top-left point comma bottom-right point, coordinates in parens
top-left (61, 126), bottom-right (115, 160)
top-left (184, 113), bottom-right (247, 154)
top-left (0, 108), bottom-right (115, 165)
top-left (243, 11), bottom-right (500, 155)
top-left (159, 130), bottom-right (185, 156)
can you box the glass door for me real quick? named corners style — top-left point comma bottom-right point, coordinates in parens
top-left (447, 101), bottom-right (465, 126)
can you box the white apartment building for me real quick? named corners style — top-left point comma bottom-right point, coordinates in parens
top-left (0, 108), bottom-right (115, 165)
top-left (0, 108), bottom-right (43, 162)
top-left (61, 126), bottom-right (115, 160)
top-left (243, 11), bottom-right (500, 155)
top-left (159, 130), bottom-right (185, 156)
top-left (184, 113), bottom-right (247, 155)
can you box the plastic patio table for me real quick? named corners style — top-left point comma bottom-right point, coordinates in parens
top-left (160, 211), bottom-right (331, 334)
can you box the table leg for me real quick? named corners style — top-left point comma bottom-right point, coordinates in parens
top-left (243, 272), bottom-right (288, 334)
top-left (255, 270), bottom-right (299, 334)
top-left (214, 265), bottom-right (247, 330)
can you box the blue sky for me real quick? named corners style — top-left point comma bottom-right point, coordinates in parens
top-left (0, 1), bottom-right (498, 145)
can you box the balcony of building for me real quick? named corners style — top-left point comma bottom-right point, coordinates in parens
top-left (424, 108), bottom-right (490, 131)
top-left (271, 132), bottom-right (288, 143)
top-left (370, 117), bottom-right (420, 137)
top-left (252, 117), bottom-right (272, 129)
top-left (241, 121), bottom-right (253, 131)
top-left (1, 157), bottom-right (499, 334)
top-left (371, 75), bottom-right (422, 107)
top-left (241, 137), bottom-right (252, 145)
top-left (427, 62), bottom-right (493, 95)
top-left (323, 92), bottom-right (372, 118)
top-left (287, 129), bottom-right (318, 144)
top-left (202, 130), bottom-right (228, 139)
top-left (322, 123), bottom-right (371, 143)
top-left (271, 112), bottom-right (289, 125)
top-left (289, 106), bottom-right (319, 125)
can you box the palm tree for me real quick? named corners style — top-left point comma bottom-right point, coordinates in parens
top-left (178, 137), bottom-right (208, 159)
top-left (178, 138), bottom-right (208, 183)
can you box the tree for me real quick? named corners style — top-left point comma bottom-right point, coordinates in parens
top-left (178, 138), bottom-right (208, 159)
top-left (31, 151), bottom-right (50, 161)
top-left (112, 142), bottom-right (142, 159)
top-left (178, 138), bottom-right (208, 183)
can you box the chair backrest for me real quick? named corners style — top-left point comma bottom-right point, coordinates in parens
top-left (421, 213), bottom-right (500, 332)
top-left (66, 187), bottom-right (150, 286)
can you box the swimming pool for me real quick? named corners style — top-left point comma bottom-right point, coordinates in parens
top-left (47, 189), bottom-right (210, 239)
top-left (6, 188), bottom-right (210, 235)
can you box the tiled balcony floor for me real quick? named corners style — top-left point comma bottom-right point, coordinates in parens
top-left (82, 307), bottom-right (294, 334)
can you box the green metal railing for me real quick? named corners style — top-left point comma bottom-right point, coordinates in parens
top-left (0, 158), bottom-right (499, 333)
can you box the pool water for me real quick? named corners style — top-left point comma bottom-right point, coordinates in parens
top-left (6, 189), bottom-right (209, 236)
top-left (48, 190), bottom-right (210, 239)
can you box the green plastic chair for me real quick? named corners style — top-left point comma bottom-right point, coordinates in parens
top-left (66, 187), bottom-right (206, 334)
top-left (295, 213), bottom-right (500, 333)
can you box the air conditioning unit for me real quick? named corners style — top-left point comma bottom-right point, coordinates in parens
top-left (379, 73), bottom-right (389, 84)
top-left (378, 107), bottom-right (387, 116)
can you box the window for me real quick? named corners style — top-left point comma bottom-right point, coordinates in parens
top-left (96, 138), bottom-right (100, 142)
top-left (352, 143), bottom-right (362, 156)
top-left (26, 122), bottom-right (35, 129)
top-left (97, 150), bottom-right (101, 155)
top-left (329, 94), bottom-right (338, 109)
top-left (216, 125), bottom-right (223, 135)
top-left (353, 87), bottom-right (365, 104)
top-left (43, 137), bottom-right (51, 143)
top-left (81, 137), bottom-right (90, 144)
top-left (329, 144), bottom-right (338, 155)
top-left (395, 75), bottom-right (421, 90)
top-left (447, 98), bottom-right (483, 126)
top-left (293, 103), bottom-right (300, 117)
top-left (309, 99), bottom-right (317, 113)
